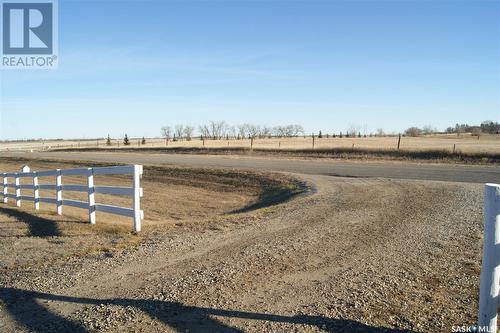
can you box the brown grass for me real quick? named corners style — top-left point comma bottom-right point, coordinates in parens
top-left (2, 133), bottom-right (498, 155)
top-left (0, 158), bottom-right (303, 271)
top-left (56, 145), bottom-right (500, 164)
top-left (28, 134), bottom-right (498, 163)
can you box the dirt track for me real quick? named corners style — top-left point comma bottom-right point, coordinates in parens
top-left (0, 162), bottom-right (483, 332)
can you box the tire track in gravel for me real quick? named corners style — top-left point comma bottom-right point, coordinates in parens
top-left (0, 174), bottom-right (483, 332)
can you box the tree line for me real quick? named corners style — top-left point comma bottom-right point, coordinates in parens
top-left (160, 121), bottom-right (305, 141)
top-left (446, 121), bottom-right (499, 135)
top-left (405, 120), bottom-right (499, 137)
top-left (102, 120), bottom-right (499, 146)
top-left (158, 121), bottom-right (408, 141)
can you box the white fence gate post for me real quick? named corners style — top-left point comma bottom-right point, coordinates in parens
top-left (15, 173), bottom-right (20, 207)
top-left (56, 169), bottom-right (62, 215)
top-left (479, 183), bottom-right (500, 333)
top-left (2, 175), bottom-right (7, 204)
top-left (132, 165), bottom-right (143, 233)
top-left (87, 168), bottom-right (96, 224)
top-left (33, 172), bottom-right (39, 210)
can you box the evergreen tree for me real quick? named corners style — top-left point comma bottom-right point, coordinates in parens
top-left (106, 135), bottom-right (111, 146)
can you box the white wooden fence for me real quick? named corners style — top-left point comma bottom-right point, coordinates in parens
top-left (0, 165), bottom-right (144, 232)
top-left (479, 183), bottom-right (500, 333)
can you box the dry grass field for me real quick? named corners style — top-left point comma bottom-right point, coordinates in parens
top-left (1, 133), bottom-right (499, 155)
top-left (0, 158), bottom-right (301, 272)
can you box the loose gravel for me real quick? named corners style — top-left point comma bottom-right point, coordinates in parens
top-left (0, 174), bottom-right (484, 333)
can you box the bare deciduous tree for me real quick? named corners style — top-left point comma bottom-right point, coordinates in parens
top-left (183, 126), bottom-right (195, 141)
top-left (422, 125), bottom-right (436, 135)
top-left (237, 124), bottom-right (248, 139)
top-left (260, 126), bottom-right (272, 138)
top-left (227, 125), bottom-right (237, 139)
top-left (347, 124), bottom-right (361, 137)
top-left (208, 120), bottom-right (228, 140)
top-left (246, 124), bottom-right (261, 139)
top-left (161, 126), bottom-right (172, 140)
top-left (198, 124), bottom-right (210, 139)
top-left (273, 126), bottom-right (286, 138)
top-left (273, 124), bottom-right (303, 137)
top-left (160, 123), bottom-right (305, 141)
top-left (471, 127), bottom-right (482, 137)
top-left (175, 125), bottom-right (184, 140)
top-left (290, 124), bottom-right (304, 137)
top-left (405, 127), bottom-right (421, 137)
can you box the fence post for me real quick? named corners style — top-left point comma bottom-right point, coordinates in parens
top-left (15, 173), bottom-right (20, 207)
top-left (478, 183), bottom-right (500, 332)
top-left (87, 168), bottom-right (96, 224)
top-left (2, 174), bottom-right (7, 204)
top-left (132, 165), bottom-right (143, 233)
top-left (33, 172), bottom-right (39, 210)
top-left (56, 169), bottom-right (63, 215)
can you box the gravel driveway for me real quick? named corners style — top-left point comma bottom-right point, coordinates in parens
top-left (0, 171), bottom-right (483, 332)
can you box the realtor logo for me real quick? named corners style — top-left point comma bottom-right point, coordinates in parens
top-left (1, 0), bottom-right (58, 69)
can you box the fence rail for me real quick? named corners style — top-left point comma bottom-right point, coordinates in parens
top-left (0, 164), bottom-right (144, 232)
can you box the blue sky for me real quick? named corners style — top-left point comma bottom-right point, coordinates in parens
top-left (1, 0), bottom-right (499, 140)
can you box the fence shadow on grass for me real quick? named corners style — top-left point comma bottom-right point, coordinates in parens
top-left (0, 207), bottom-right (62, 237)
top-left (0, 288), bottom-right (416, 333)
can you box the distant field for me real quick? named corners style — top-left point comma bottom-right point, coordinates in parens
top-left (1, 133), bottom-right (498, 155)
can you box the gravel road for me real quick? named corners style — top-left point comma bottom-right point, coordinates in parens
top-left (2, 151), bottom-right (499, 183)
top-left (0, 163), bottom-right (484, 332)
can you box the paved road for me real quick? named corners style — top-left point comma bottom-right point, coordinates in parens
top-left (2, 151), bottom-right (499, 183)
